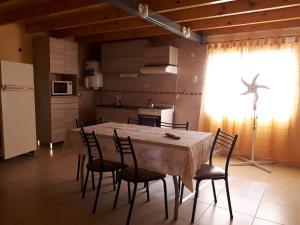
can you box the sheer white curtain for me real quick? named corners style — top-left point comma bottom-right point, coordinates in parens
top-left (199, 38), bottom-right (300, 162)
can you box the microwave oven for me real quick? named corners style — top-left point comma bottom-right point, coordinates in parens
top-left (51, 80), bottom-right (73, 96)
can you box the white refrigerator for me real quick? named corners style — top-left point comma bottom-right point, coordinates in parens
top-left (0, 60), bottom-right (37, 159)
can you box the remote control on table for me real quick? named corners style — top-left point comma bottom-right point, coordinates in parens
top-left (165, 133), bottom-right (180, 140)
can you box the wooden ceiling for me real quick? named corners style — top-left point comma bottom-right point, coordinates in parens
top-left (1, 0), bottom-right (300, 43)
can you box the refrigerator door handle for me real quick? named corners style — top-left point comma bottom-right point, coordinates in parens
top-left (1, 85), bottom-right (34, 91)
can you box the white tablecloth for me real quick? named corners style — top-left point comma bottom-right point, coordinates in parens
top-left (63, 122), bottom-right (212, 191)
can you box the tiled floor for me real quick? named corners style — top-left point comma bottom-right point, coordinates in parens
top-left (1, 145), bottom-right (300, 225)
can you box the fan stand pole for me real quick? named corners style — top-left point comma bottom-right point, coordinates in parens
top-left (231, 110), bottom-right (274, 173)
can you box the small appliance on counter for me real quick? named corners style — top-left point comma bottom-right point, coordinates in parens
top-left (51, 80), bottom-right (73, 96)
top-left (84, 61), bottom-right (103, 90)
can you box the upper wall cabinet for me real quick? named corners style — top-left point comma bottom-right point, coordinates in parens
top-left (49, 38), bottom-right (65, 74)
top-left (102, 39), bottom-right (150, 75)
top-left (47, 37), bottom-right (78, 75)
top-left (144, 46), bottom-right (178, 66)
top-left (64, 41), bottom-right (78, 75)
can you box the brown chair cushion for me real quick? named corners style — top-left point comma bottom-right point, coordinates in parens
top-left (119, 167), bottom-right (166, 182)
top-left (194, 164), bottom-right (225, 180)
top-left (87, 159), bottom-right (124, 172)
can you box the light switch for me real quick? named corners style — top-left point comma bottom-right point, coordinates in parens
top-left (193, 75), bottom-right (198, 83)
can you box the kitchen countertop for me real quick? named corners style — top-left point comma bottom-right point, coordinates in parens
top-left (96, 104), bottom-right (140, 110)
top-left (96, 104), bottom-right (175, 110)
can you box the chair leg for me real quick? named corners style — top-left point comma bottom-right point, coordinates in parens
top-left (162, 179), bottom-right (169, 219)
top-left (128, 182), bottom-right (131, 204)
top-left (224, 178), bottom-right (233, 219)
top-left (112, 171), bottom-right (116, 191)
top-left (92, 171), bottom-right (95, 191)
top-left (82, 169), bottom-right (90, 199)
top-left (76, 154), bottom-right (81, 181)
top-left (211, 180), bottom-right (217, 203)
top-left (191, 180), bottom-right (200, 223)
top-left (180, 182), bottom-right (184, 204)
top-left (126, 182), bottom-right (137, 225)
top-left (146, 182), bottom-right (150, 202)
top-left (178, 176), bottom-right (181, 193)
top-left (92, 172), bottom-right (103, 213)
top-left (113, 179), bottom-right (122, 209)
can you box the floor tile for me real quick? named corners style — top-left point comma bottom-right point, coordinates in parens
top-left (196, 205), bottom-right (253, 225)
top-left (216, 191), bottom-right (261, 216)
top-left (0, 147), bottom-right (300, 225)
top-left (252, 218), bottom-right (282, 225)
top-left (256, 201), bottom-right (300, 225)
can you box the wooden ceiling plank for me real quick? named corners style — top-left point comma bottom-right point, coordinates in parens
top-left (26, 0), bottom-right (219, 33)
top-left (187, 6), bottom-right (300, 31)
top-left (75, 26), bottom-right (169, 42)
top-left (75, 17), bottom-right (300, 43)
top-left (0, 0), bottom-right (104, 25)
top-left (203, 19), bottom-right (300, 36)
top-left (52, 4), bottom-right (300, 38)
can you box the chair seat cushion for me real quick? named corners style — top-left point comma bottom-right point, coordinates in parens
top-left (194, 164), bottom-right (225, 180)
top-left (119, 167), bottom-right (166, 182)
top-left (87, 159), bottom-right (123, 172)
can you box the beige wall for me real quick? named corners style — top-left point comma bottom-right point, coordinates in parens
top-left (0, 24), bottom-right (33, 64)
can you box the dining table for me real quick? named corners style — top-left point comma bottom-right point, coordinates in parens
top-left (63, 122), bottom-right (212, 220)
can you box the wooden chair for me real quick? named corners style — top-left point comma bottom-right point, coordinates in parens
top-left (160, 121), bottom-right (189, 130)
top-left (179, 128), bottom-right (238, 222)
top-left (113, 129), bottom-right (168, 225)
top-left (81, 126), bottom-right (124, 213)
top-left (75, 117), bottom-right (103, 182)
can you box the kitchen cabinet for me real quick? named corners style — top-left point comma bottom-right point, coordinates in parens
top-left (38, 37), bottom-right (79, 75)
top-left (102, 39), bottom-right (150, 75)
top-left (97, 107), bottom-right (138, 124)
top-left (50, 96), bottom-right (79, 142)
top-left (64, 41), bottom-right (78, 75)
top-left (144, 46), bottom-right (178, 66)
top-left (102, 57), bottom-right (144, 75)
top-left (49, 38), bottom-right (65, 74)
top-left (33, 37), bottom-right (79, 144)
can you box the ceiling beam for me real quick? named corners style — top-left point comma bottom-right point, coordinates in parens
top-left (0, 0), bottom-right (11, 3)
top-left (0, 0), bottom-right (105, 25)
top-left (52, 4), bottom-right (300, 38)
top-left (187, 6), bottom-right (300, 31)
top-left (75, 16), bottom-right (300, 43)
top-left (75, 26), bottom-right (170, 42)
top-left (26, 0), bottom-right (227, 33)
top-left (203, 19), bottom-right (300, 36)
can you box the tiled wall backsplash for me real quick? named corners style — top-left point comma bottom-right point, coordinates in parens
top-left (102, 89), bottom-right (202, 96)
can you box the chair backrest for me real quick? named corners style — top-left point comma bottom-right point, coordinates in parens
top-left (76, 117), bottom-right (103, 146)
top-left (209, 128), bottom-right (238, 175)
top-left (76, 117), bottom-right (103, 128)
top-left (127, 117), bottom-right (139, 125)
top-left (160, 121), bottom-right (189, 130)
top-left (113, 129), bottom-right (139, 178)
top-left (80, 125), bottom-right (103, 166)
